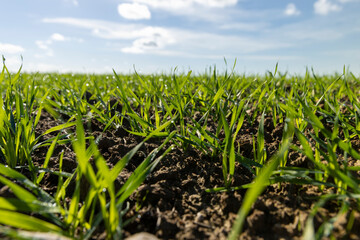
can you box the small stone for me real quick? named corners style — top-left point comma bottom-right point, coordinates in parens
top-left (125, 232), bottom-right (159, 240)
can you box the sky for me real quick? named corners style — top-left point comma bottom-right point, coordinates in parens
top-left (0, 0), bottom-right (359, 75)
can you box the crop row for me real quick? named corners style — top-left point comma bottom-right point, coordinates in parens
top-left (0, 61), bottom-right (359, 239)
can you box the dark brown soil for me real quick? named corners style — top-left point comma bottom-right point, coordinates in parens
top-left (1, 110), bottom-right (360, 240)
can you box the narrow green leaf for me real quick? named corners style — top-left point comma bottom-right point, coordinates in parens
top-left (228, 141), bottom-right (291, 239)
top-left (0, 175), bottom-right (36, 201)
top-left (36, 133), bottom-right (60, 184)
top-left (109, 142), bottom-right (144, 183)
top-left (294, 128), bottom-right (315, 161)
top-left (42, 122), bottom-right (76, 136)
top-left (0, 209), bottom-right (62, 232)
top-left (0, 197), bottom-right (61, 213)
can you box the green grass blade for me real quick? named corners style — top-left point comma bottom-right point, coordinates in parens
top-left (0, 175), bottom-right (36, 201)
top-left (228, 141), bottom-right (291, 239)
top-left (42, 122), bottom-right (76, 136)
top-left (109, 142), bottom-right (144, 183)
top-left (36, 133), bottom-right (60, 185)
top-left (0, 197), bottom-right (61, 213)
top-left (0, 164), bottom-right (53, 201)
top-left (294, 128), bottom-right (315, 161)
top-left (0, 209), bottom-right (62, 233)
top-left (228, 115), bottom-right (294, 239)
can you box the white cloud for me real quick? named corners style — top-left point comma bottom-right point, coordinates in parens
top-left (113, 0), bottom-right (240, 23)
top-left (284, 3), bottom-right (301, 16)
top-left (35, 41), bottom-right (48, 50)
top-left (133, 0), bottom-right (237, 10)
top-left (43, 15), bottom-right (358, 63)
top-left (121, 30), bottom-right (175, 54)
top-left (50, 33), bottom-right (66, 41)
top-left (43, 17), bottom-right (291, 57)
top-left (36, 33), bottom-right (82, 57)
top-left (314, 0), bottom-right (341, 15)
top-left (43, 18), bottom-right (175, 53)
top-left (35, 40), bottom-right (54, 56)
top-left (135, 0), bottom-right (191, 11)
top-left (63, 0), bottom-right (79, 6)
top-left (194, 0), bottom-right (238, 7)
top-left (0, 43), bottom-right (24, 54)
top-left (44, 18), bottom-right (139, 39)
top-left (118, 3), bottom-right (151, 20)
top-left (169, 30), bottom-right (292, 56)
top-left (122, 34), bottom-right (172, 53)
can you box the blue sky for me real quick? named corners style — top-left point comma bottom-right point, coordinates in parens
top-left (1, 0), bottom-right (359, 74)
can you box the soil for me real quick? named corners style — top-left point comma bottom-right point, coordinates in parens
top-left (1, 110), bottom-right (360, 240)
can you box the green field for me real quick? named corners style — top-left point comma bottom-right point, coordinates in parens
top-left (0, 61), bottom-right (359, 239)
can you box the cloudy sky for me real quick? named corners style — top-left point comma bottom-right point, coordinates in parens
top-left (1, 0), bottom-right (359, 74)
